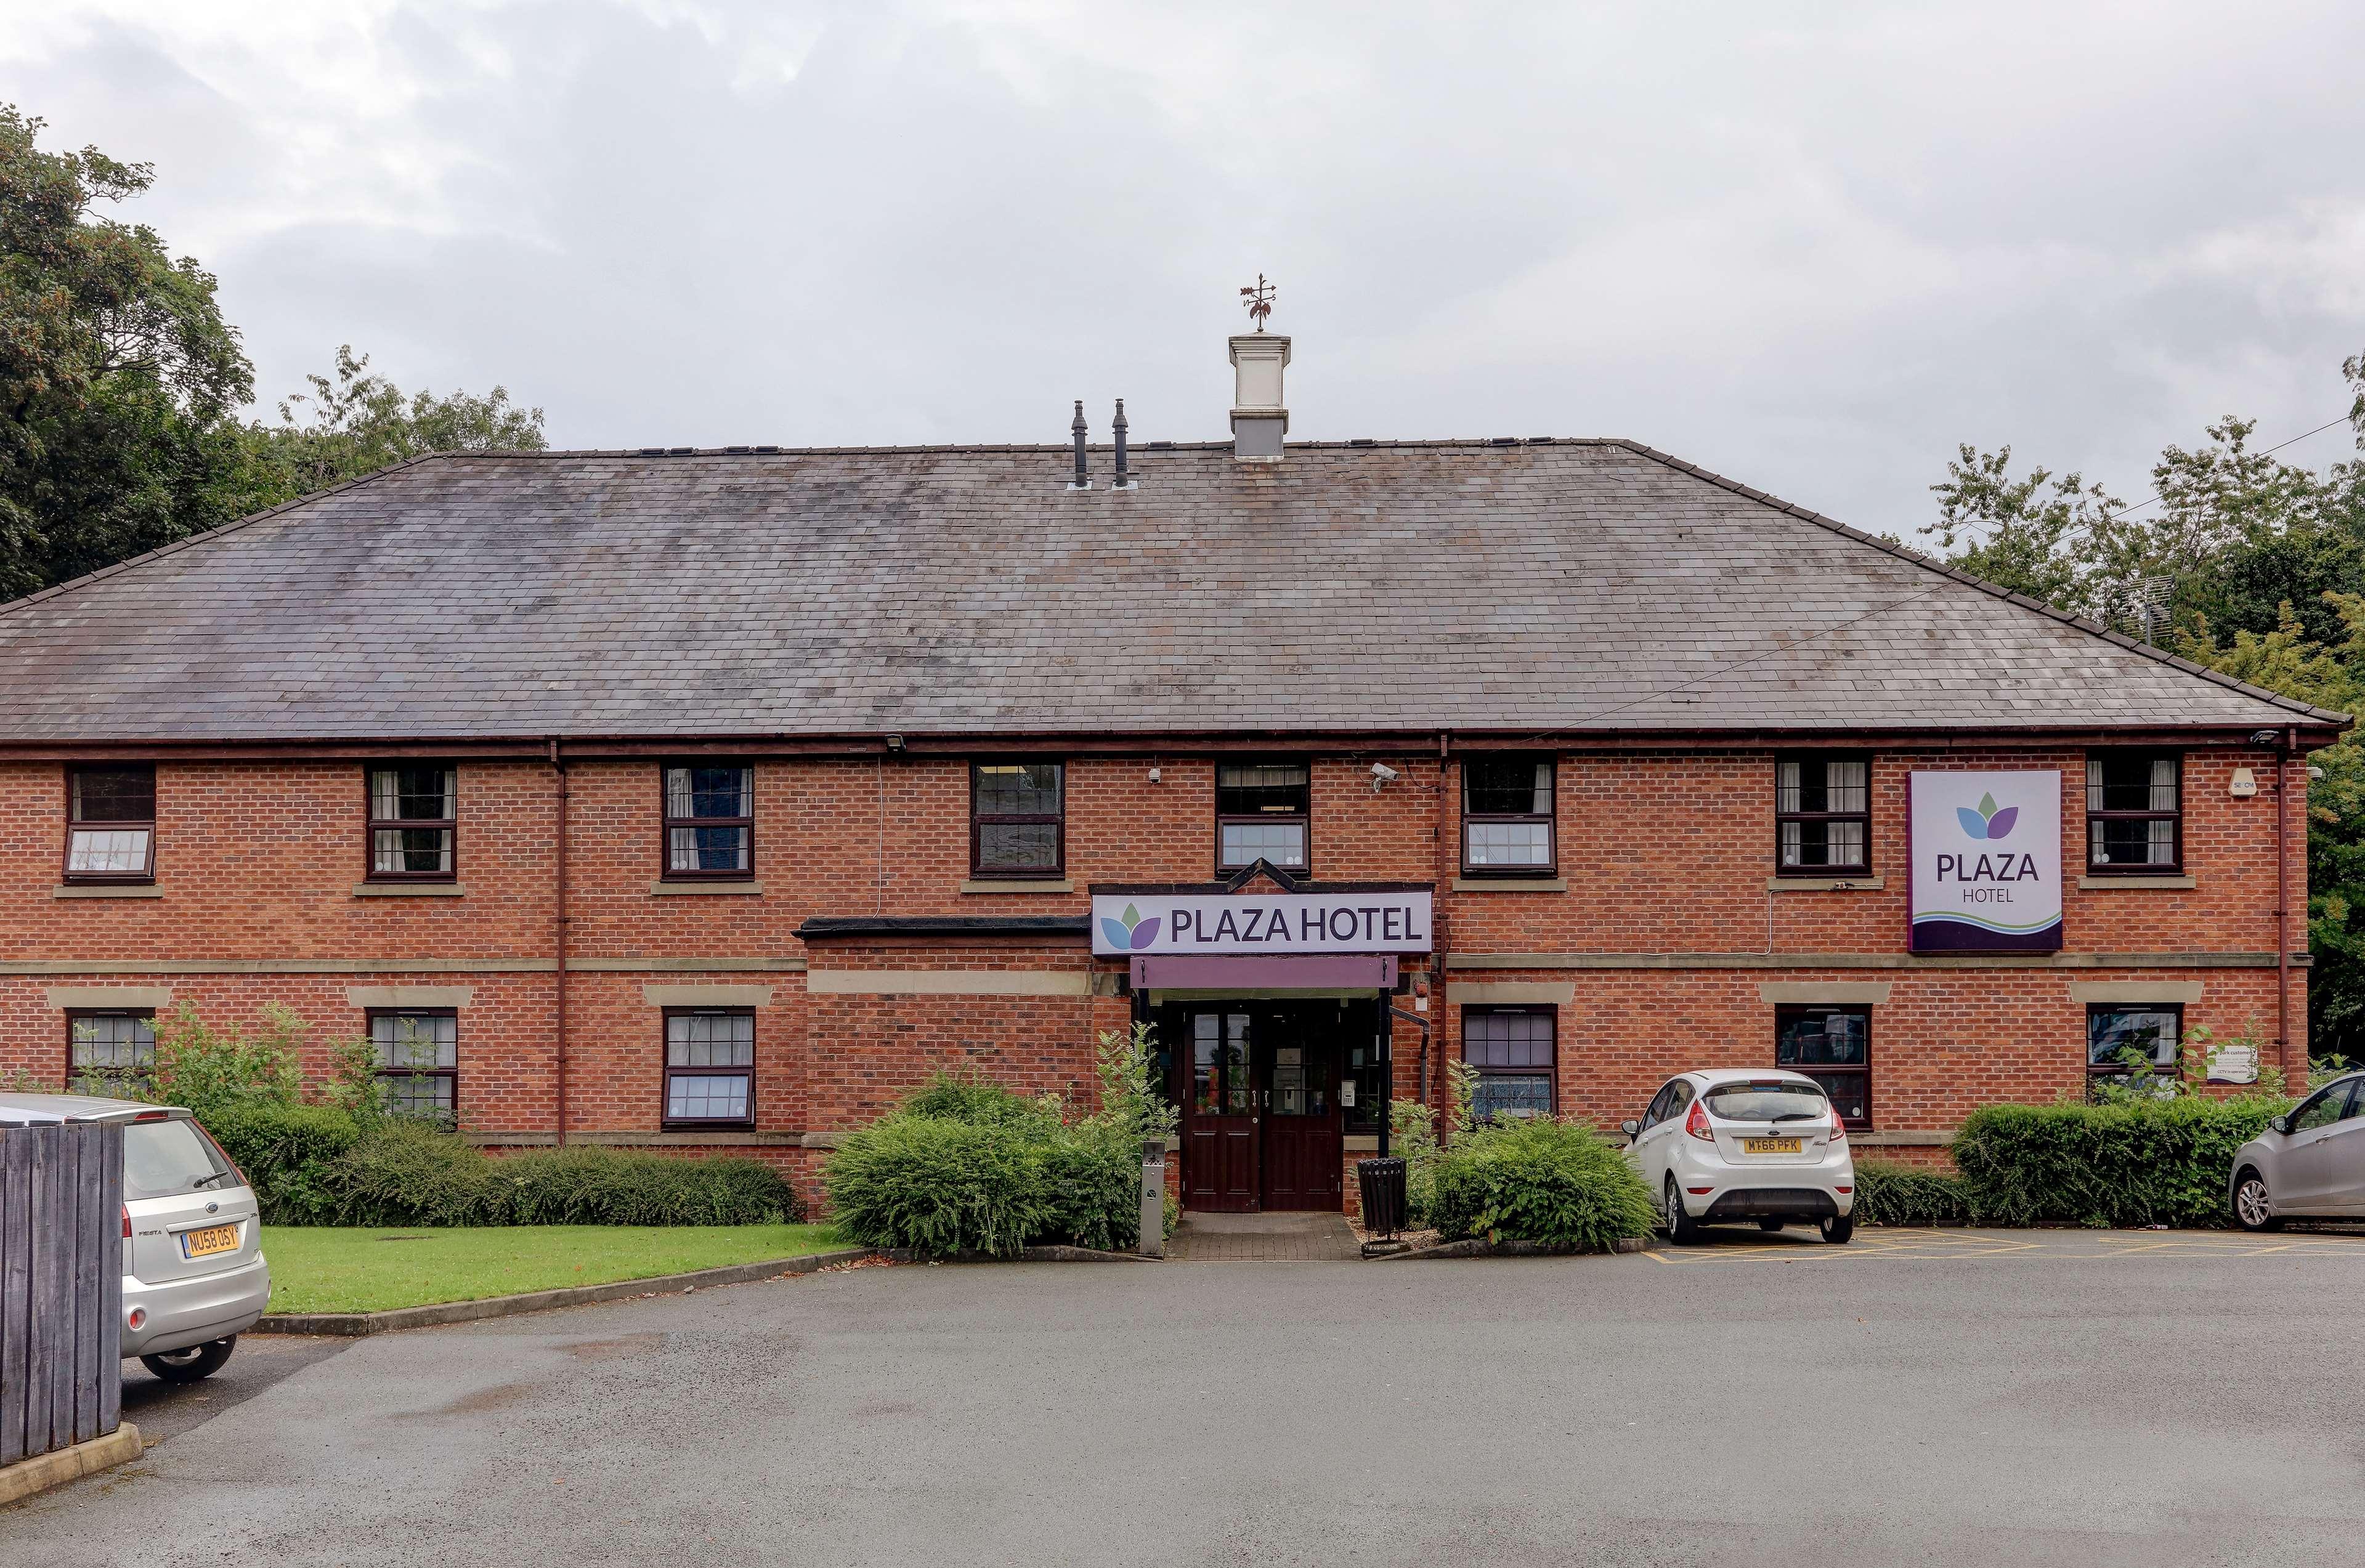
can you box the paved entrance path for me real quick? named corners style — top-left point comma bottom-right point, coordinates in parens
top-left (1165, 1210), bottom-right (1360, 1261)
top-left (10, 1231), bottom-right (2365, 1566)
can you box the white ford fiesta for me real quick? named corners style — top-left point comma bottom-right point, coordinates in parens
top-left (1622, 1069), bottom-right (1856, 1245)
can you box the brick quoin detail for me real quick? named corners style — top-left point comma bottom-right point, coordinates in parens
top-left (0, 745), bottom-right (2311, 1208)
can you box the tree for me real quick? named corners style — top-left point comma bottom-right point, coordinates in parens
top-left (1, 105), bottom-right (548, 600)
top-left (244, 344), bottom-right (544, 505)
top-left (0, 103), bottom-right (254, 598)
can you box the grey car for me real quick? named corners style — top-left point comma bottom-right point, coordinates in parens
top-left (0, 1093), bottom-right (270, 1382)
top-left (2229, 1071), bottom-right (2365, 1231)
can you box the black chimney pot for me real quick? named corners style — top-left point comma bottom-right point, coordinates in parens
top-left (1111, 398), bottom-right (1130, 488)
top-left (1070, 400), bottom-right (1089, 488)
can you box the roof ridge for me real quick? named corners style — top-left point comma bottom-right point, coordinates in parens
top-left (1608, 438), bottom-right (2351, 729)
top-left (0, 453), bottom-right (447, 622)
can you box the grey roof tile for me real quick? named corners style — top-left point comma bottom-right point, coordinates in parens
top-left (0, 440), bottom-right (2342, 742)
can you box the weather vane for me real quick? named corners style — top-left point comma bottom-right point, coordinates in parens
top-left (1239, 273), bottom-right (1275, 331)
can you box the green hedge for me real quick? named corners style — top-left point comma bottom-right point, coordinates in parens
top-left (1430, 1118), bottom-right (1657, 1252)
top-left (822, 1076), bottom-right (1144, 1259)
top-left (1948, 1097), bottom-right (2282, 1228)
top-left (206, 1106), bottom-right (805, 1227)
top-left (1851, 1158), bottom-right (1971, 1227)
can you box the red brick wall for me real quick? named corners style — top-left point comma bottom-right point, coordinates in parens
top-left (0, 741), bottom-right (2311, 1214)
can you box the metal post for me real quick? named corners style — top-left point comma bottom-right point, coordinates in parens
top-left (1376, 990), bottom-right (1391, 1157)
top-left (1137, 1136), bottom-right (1165, 1258)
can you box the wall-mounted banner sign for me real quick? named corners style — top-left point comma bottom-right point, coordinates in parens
top-left (1091, 891), bottom-right (1434, 956)
top-left (1909, 770), bottom-right (2063, 952)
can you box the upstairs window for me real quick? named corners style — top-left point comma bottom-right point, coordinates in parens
top-left (972, 762), bottom-right (1065, 876)
top-left (664, 765), bottom-right (754, 878)
top-left (371, 1010), bottom-right (458, 1118)
top-left (1775, 1006), bottom-right (1871, 1128)
top-left (368, 766), bottom-right (456, 879)
top-left (66, 764), bottom-right (155, 881)
top-left (1776, 756), bottom-right (1870, 874)
top-left (2087, 753), bottom-right (2181, 871)
top-left (68, 1009), bottom-right (156, 1093)
top-left (663, 1010), bottom-right (756, 1126)
top-left (1463, 758), bottom-right (1556, 873)
top-left (1217, 762), bottom-right (1309, 870)
top-left (1463, 1007), bottom-right (1556, 1120)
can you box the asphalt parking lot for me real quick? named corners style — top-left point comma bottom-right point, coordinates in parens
top-left (10, 1229), bottom-right (2364, 1568)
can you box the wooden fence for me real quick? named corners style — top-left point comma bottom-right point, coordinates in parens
top-left (0, 1121), bottom-right (123, 1467)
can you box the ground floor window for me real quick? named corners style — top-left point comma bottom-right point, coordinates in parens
top-left (664, 1009), bottom-right (756, 1126)
top-left (370, 1009), bottom-right (458, 1118)
top-left (1774, 1006), bottom-right (1870, 1128)
top-left (68, 1009), bottom-right (155, 1093)
top-left (1462, 1007), bottom-right (1555, 1120)
top-left (2087, 1004), bottom-right (2180, 1084)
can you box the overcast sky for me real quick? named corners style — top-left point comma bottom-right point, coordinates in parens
top-left (6, 1), bottom-right (2362, 537)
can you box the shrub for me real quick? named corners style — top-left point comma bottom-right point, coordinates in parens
top-left (205, 1104), bottom-right (801, 1227)
top-left (1430, 1117), bottom-right (1657, 1251)
top-left (1389, 1059), bottom-right (1475, 1228)
top-left (822, 1029), bottom-right (1171, 1259)
top-left (1950, 1096), bottom-right (2286, 1228)
top-left (1851, 1158), bottom-right (1971, 1227)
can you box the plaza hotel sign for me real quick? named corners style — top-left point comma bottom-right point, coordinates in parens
top-left (1090, 891), bottom-right (1434, 957)
top-left (1907, 770), bottom-right (2064, 953)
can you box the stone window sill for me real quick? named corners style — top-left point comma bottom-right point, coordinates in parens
top-left (52, 884), bottom-right (162, 899)
top-left (649, 880), bottom-right (765, 896)
top-left (2077, 874), bottom-right (2197, 890)
top-left (352, 883), bottom-right (468, 898)
top-left (961, 879), bottom-right (1074, 894)
top-left (1766, 875), bottom-right (1885, 892)
top-left (1451, 877), bottom-right (1568, 893)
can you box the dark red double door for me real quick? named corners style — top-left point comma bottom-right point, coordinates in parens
top-left (1174, 1004), bottom-right (1344, 1213)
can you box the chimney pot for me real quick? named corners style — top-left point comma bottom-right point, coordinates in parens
top-left (1228, 334), bottom-right (1289, 461)
top-left (1111, 398), bottom-right (1132, 489)
top-left (1069, 400), bottom-right (1089, 489)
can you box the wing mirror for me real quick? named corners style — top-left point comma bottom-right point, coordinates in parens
top-left (2268, 1115), bottom-right (2289, 1136)
top-left (1620, 1118), bottom-right (1641, 1138)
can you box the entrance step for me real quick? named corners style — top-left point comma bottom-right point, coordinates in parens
top-left (1166, 1212), bottom-right (1360, 1262)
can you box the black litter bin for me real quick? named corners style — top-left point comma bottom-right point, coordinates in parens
top-left (1358, 1157), bottom-right (1408, 1238)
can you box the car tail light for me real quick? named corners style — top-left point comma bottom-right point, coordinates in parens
top-left (128, 1307), bottom-right (146, 1331)
top-left (122, 1204), bottom-right (131, 1239)
top-left (1827, 1115), bottom-right (1848, 1144)
top-left (1684, 1100), bottom-right (1714, 1141)
top-left (132, 1109), bottom-right (169, 1121)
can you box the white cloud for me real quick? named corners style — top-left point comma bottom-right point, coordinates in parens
top-left (2, 0), bottom-right (2359, 530)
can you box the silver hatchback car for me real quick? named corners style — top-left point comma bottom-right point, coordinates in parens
top-left (0, 1093), bottom-right (270, 1382)
top-left (2229, 1071), bottom-right (2365, 1231)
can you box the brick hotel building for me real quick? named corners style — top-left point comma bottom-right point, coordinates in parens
top-left (0, 330), bottom-right (2341, 1213)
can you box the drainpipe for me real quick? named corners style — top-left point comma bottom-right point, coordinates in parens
top-left (2278, 728), bottom-right (2293, 1079)
top-left (1434, 731), bottom-right (1453, 1119)
top-left (550, 738), bottom-right (571, 1147)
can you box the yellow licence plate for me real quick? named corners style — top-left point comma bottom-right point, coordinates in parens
top-left (181, 1223), bottom-right (240, 1258)
top-left (1742, 1138), bottom-right (1803, 1155)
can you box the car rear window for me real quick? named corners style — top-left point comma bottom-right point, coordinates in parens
top-left (123, 1118), bottom-right (236, 1200)
top-left (1702, 1083), bottom-right (1830, 1124)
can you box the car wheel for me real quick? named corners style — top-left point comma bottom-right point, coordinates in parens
top-left (1757, 1218), bottom-right (1784, 1232)
top-left (2232, 1169), bottom-right (2281, 1232)
top-left (140, 1336), bottom-right (237, 1384)
top-left (1663, 1179), bottom-right (1704, 1246)
top-left (1819, 1212), bottom-right (1854, 1245)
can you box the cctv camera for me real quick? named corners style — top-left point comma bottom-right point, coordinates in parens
top-left (1369, 762), bottom-right (1399, 791)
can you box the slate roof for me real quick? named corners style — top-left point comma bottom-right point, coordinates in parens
top-left (0, 439), bottom-right (2342, 743)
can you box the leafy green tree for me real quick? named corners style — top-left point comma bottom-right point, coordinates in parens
top-left (243, 344), bottom-right (543, 504)
top-left (1, 105), bottom-right (547, 599)
top-left (0, 103), bottom-right (255, 598)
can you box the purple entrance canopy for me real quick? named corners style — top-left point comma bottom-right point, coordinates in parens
top-left (1128, 954), bottom-right (1398, 991)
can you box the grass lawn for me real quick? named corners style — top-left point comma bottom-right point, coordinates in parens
top-left (262, 1224), bottom-right (846, 1314)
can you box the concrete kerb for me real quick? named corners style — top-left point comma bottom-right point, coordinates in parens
top-left (0, 1423), bottom-right (144, 1507)
top-left (882, 1245), bottom-right (1158, 1264)
top-left (1377, 1235), bottom-right (1655, 1261)
top-left (253, 1247), bottom-right (880, 1336)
